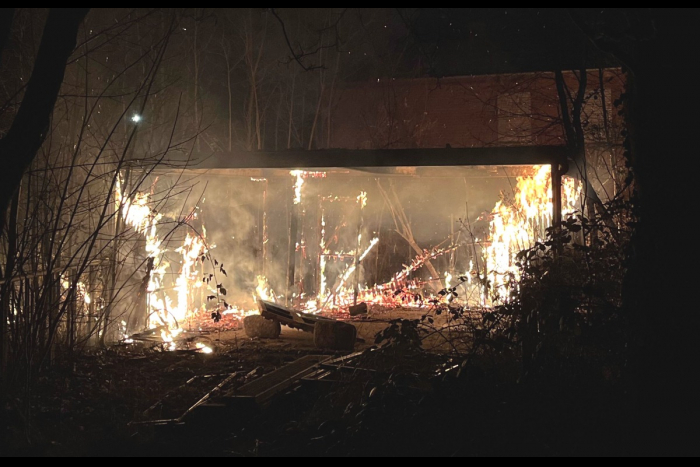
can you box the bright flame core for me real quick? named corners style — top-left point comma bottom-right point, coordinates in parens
top-left (484, 165), bottom-right (581, 303)
top-left (116, 177), bottom-right (210, 345)
top-left (255, 275), bottom-right (275, 302)
top-left (290, 170), bottom-right (304, 204)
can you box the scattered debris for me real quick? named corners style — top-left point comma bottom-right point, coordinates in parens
top-left (222, 355), bottom-right (330, 411)
top-left (127, 325), bottom-right (169, 342)
top-left (178, 372), bottom-right (239, 423)
top-left (349, 302), bottom-right (368, 317)
top-left (259, 300), bottom-right (334, 332)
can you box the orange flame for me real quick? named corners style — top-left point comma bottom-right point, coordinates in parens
top-left (485, 165), bottom-right (581, 304)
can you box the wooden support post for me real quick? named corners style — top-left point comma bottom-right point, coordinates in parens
top-left (551, 161), bottom-right (563, 257)
top-left (298, 202), bottom-right (307, 298)
top-left (261, 179), bottom-right (268, 278)
top-left (353, 199), bottom-right (364, 307)
top-left (450, 213), bottom-right (456, 273)
top-left (0, 286), bottom-right (7, 377)
top-left (287, 198), bottom-right (299, 306)
top-left (316, 199), bottom-right (324, 298)
top-left (551, 162), bottom-right (562, 228)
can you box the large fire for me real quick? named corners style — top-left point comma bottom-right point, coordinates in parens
top-left (116, 164), bottom-right (580, 344)
top-left (484, 165), bottom-right (580, 304)
top-left (116, 178), bottom-right (241, 349)
top-left (313, 165), bottom-right (580, 311)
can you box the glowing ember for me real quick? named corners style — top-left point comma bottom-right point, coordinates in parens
top-left (195, 342), bottom-right (213, 354)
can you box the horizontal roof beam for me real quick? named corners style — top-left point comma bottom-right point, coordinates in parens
top-left (187, 146), bottom-right (568, 170)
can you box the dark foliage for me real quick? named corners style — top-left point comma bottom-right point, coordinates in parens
top-left (376, 193), bottom-right (635, 385)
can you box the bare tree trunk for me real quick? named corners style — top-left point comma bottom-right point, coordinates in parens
top-left (193, 13), bottom-right (200, 152)
top-left (0, 9), bottom-right (14, 66)
top-left (307, 84), bottom-right (324, 150)
top-left (307, 41), bottom-right (330, 150)
top-left (569, 10), bottom-right (699, 456)
top-left (287, 75), bottom-right (296, 149)
top-left (598, 68), bottom-right (619, 198)
top-left (223, 44), bottom-right (233, 152)
top-left (0, 8), bottom-right (89, 234)
top-left (598, 68), bottom-right (612, 145)
top-left (1, 192), bottom-right (20, 377)
top-left (102, 168), bottom-right (127, 347)
top-left (244, 26), bottom-right (256, 151)
top-left (246, 79), bottom-right (255, 150)
top-left (254, 76), bottom-right (262, 150)
top-left (555, 68), bottom-right (609, 227)
top-left (240, 10), bottom-right (268, 151)
top-left (274, 92), bottom-right (281, 151)
top-left (326, 53), bottom-right (341, 148)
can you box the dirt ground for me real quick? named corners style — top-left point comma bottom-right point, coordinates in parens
top-left (0, 311), bottom-right (411, 456)
top-left (0, 305), bottom-right (644, 457)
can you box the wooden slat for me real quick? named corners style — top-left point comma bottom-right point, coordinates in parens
top-left (227, 355), bottom-right (331, 406)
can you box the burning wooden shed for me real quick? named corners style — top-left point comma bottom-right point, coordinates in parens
top-left (131, 145), bottom-right (575, 339)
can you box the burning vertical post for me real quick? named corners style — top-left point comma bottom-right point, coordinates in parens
top-left (262, 178), bottom-right (268, 277)
top-left (353, 192), bottom-right (367, 306)
top-left (252, 177), bottom-right (269, 278)
top-left (318, 203), bottom-right (327, 299)
top-left (551, 161), bottom-right (563, 259)
top-left (449, 213), bottom-right (456, 274)
top-left (287, 171), bottom-right (304, 305)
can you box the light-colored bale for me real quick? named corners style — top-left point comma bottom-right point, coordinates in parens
top-left (244, 315), bottom-right (281, 339)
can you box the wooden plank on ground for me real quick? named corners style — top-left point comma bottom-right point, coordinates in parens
top-left (224, 354), bottom-right (330, 408)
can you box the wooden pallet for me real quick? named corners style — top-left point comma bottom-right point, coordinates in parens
top-left (258, 300), bottom-right (334, 332)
